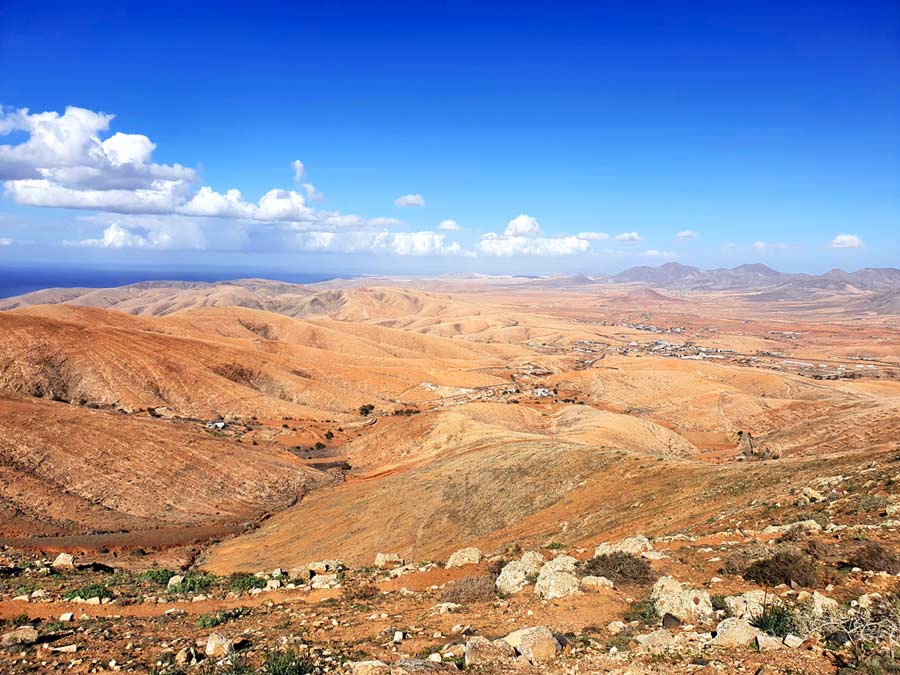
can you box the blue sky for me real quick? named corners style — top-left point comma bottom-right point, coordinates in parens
top-left (0, 0), bottom-right (897, 276)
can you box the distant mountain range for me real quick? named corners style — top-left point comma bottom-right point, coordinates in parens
top-left (608, 262), bottom-right (900, 293)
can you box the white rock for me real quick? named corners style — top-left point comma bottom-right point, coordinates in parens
top-left (166, 575), bottom-right (184, 590)
top-left (534, 568), bottom-right (580, 600)
top-left (594, 535), bottom-right (652, 557)
top-left (651, 577), bottom-right (713, 623)
top-left (204, 633), bottom-right (233, 658)
top-left (52, 553), bottom-right (76, 570)
top-left (580, 575), bottom-right (614, 590)
top-left (446, 547), bottom-right (482, 568)
top-left (502, 626), bottom-right (560, 663)
top-left (710, 618), bottom-right (760, 647)
top-left (495, 561), bottom-right (530, 595)
top-left (374, 553), bottom-right (404, 569)
top-left (724, 590), bottom-right (769, 619)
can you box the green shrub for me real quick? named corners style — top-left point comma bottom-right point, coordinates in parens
top-left (580, 552), bottom-right (654, 585)
top-left (262, 648), bottom-right (314, 675)
top-left (64, 583), bottom-right (112, 600)
top-left (228, 573), bottom-right (267, 593)
top-left (623, 599), bottom-right (659, 626)
top-left (196, 608), bottom-right (243, 628)
top-left (743, 551), bottom-right (819, 587)
top-left (751, 602), bottom-right (795, 637)
top-left (140, 569), bottom-right (177, 585)
top-left (167, 572), bottom-right (216, 594)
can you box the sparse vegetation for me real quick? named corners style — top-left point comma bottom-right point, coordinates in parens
top-left (228, 572), bottom-right (268, 592)
top-left (743, 551), bottom-right (819, 587)
top-left (64, 583), bottom-right (112, 600)
top-left (849, 542), bottom-right (900, 574)
top-left (168, 572), bottom-right (216, 594)
top-left (623, 599), bottom-right (659, 626)
top-left (262, 648), bottom-right (314, 675)
top-left (751, 601), bottom-right (796, 637)
top-left (439, 575), bottom-right (496, 604)
top-left (580, 552), bottom-right (654, 585)
top-left (140, 568), bottom-right (177, 585)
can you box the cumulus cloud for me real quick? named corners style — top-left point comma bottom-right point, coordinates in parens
top-left (576, 231), bottom-right (609, 241)
top-left (615, 231), bottom-right (643, 242)
top-left (70, 221), bottom-right (206, 250)
top-left (831, 233), bottom-right (864, 249)
top-left (437, 219), bottom-right (461, 231)
top-left (295, 229), bottom-right (460, 256)
top-left (642, 249), bottom-right (678, 259)
top-left (0, 105), bottom-right (395, 235)
top-left (676, 229), bottom-right (699, 240)
top-left (394, 193), bottom-right (426, 207)
top-left (476, 232), bottom-right (589, 257)
top-left (504, 214), bottom-right (542, 237)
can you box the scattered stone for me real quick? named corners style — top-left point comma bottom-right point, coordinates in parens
top-left (350, 661), bottom-right (390, 675)
top-left (783, 634), bottom-right (804, 648)
top-left (59, 612), bottom-right (74, 622)
top-left (495, 561), bottom-right (530, 595)
top-left (724, 590), bottom-right (768, 619)
top-left (446, 547), bottom-right (482, 568)
top-left (433, 602), bottom-right (460, 614)
top-left (166, 575), bottom-right (184, 590)
top-left (502, 626), bottom-right (560, 663)
top-left (635, 628), bottom-right (675, 653)
top-left (541, 554), bottom-right (577, 573)
top-left (51, 552), bottom-right (76, 570)
top-left (756, 634), bottom-right (784, 651)
top-left (310, 573), bottom-right (339, 589)
top-left (606, 621), bottom-right (626, 635)
top-left (762, 520), bottom-right (822, 535)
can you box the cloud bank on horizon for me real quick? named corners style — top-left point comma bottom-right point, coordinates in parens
top-left (0, 104), bottom-right (877, 265)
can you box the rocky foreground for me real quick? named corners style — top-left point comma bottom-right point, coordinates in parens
top-left (2, 520), bottom-right (900, 675)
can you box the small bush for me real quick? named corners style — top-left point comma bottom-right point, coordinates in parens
top-left (720, 543), bottom-right (768, 576)
top-left (168, 572), bottom-right (216, 594)
top-left (196, 608), bottom-right (243, 628)
top-left (623, 599), bottom-right (659, 626)
top-left (64, 583), bottom-right (112, 600)
top-left (341, 579), bottom-right (379, 603)
top-left (439, 575), bottom-right (496, 604)
top-left (140, 569), bottom-right (176, 585)
top-left (228, 573), bottom-right (267, 593)
top-left (743, 551), bottom-right (819, 587)
top-left (711, 594), bottom-right (729, 613)
top-left (849, 542), bottom-right (900, 574)
top-left (751, 602), bottom-right (795, 637)
top-left (580, 552), bottom-right (654, 585)
top-left (262, 648), bottom-right (314, 675)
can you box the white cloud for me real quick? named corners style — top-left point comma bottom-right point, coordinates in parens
top-left (0, 105), bottom-right (397, 237)
top-left (291, 159), bottom-right (305, 182)
top-left (295, 229), bottom-right (460, 256)
top-left (576, 231), bottom-right (609, 241)
top-left (394, 193), bottom-right (426, 207)
top-left (302, 182), bottom-right (324, 201)
top-left (642, 249), bottom-right (678, 259)
top-left (831, 233), bottom-right (864, 249)
top-left (0, 237), bottom-right (12, 246)
top-left (437, 219), bottom-right (461, 231)
top-left (504, 214), bottom-right (542, 237)
top-left (676, 229), bottom-right (698, 240)
top-left (70, 221), bottom-right (206, 250)
top-left (476, 232), bottom-right (589, 257)
top-left (0, 106), bottom-right (194, 188)
top-left (753, 241), bottom-right (787, 250)
top-left (615, 231), bottom-right (643, 242)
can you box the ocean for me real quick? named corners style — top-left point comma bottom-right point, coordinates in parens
top-left (0, 266), bottom-right (347, 300)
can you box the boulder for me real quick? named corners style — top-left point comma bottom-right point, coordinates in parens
top-left (464, 636), bottom-right (516, 667)
top-left (635, 628), bottom-right (675, 653)
top-left (350, 661), bottom-right (391, 675)
top-left (520, 551), bottom-right (545, 575)
top-left (651, 577), bottom-right (713, 624)
top-left (534, 568), bottom-right (580, 600)
top-left (541, 554), bottom-right (577, 573)
top-left (52, 553), bottom-right (75, 570)
top-left (594, 535), bottom-right (652, 557)
top-left (710, 618), bottom-right (760, 647)
top-left (446, 547), bottom-right (482, 568)
top-left (166, 575), bottom-right (185, 590)
top-left (1, 625), bottom-right (38, 647)
top-left (495, 560), bottom-right (529, 595)
top-left (724, 590), bottom-right (769, 619)
top-left (502, 626), bottom-right (560, 663)
top-left (310, 573), bottom-right (339, 589)
top-left (205, 633), bottom-right (234, 658)
top-left (308, 559), bottom-right (343, 575)
top-left (756, 634), bottom-right (784, 651)
top-left (59, 612), bottom-right (74, 622)
top-left (374, 553), bottom-right (404, 569)
top-left (580, 575), bottom-right (614, 590)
